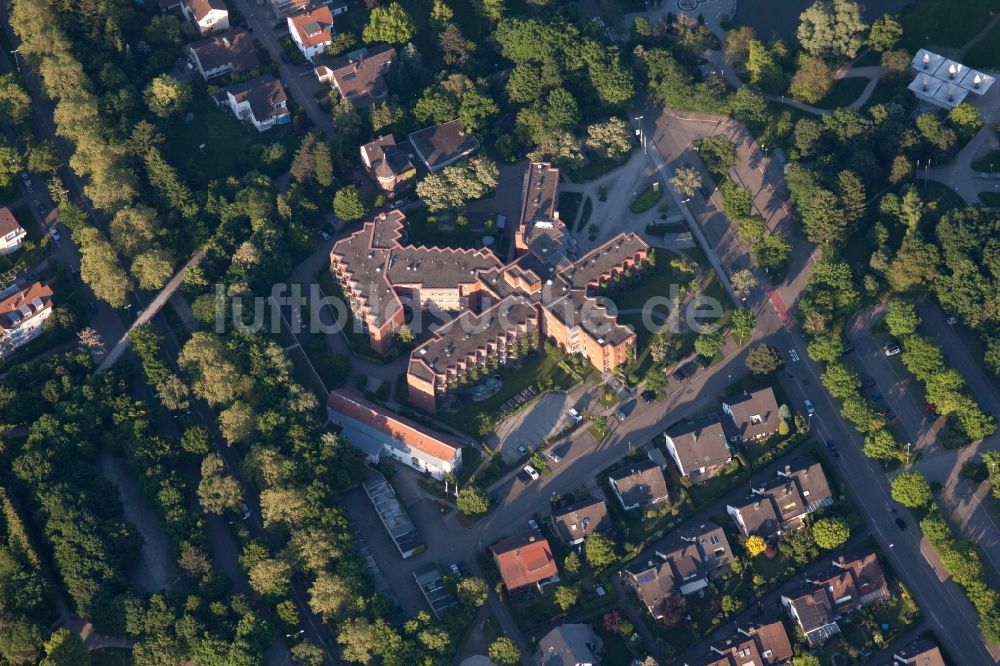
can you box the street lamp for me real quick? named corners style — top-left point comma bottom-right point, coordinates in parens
top-left (9, 48), bottom-right (20, 73)
top-left (634, 116), bottom-right (646, 155)
top-left (905, 441), bottom-right (911, 466)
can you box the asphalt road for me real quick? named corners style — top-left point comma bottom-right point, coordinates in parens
top-left (633, 102), bottom-right (999, 665)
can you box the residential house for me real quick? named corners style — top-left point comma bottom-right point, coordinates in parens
top-left (187, 29), bottom-right (258, 81)
top-left (181, 0), bottom-right (229, 35)
top-left (360, 135), bottom-right (416, 194)
top-left (551, 497), bottom-right (610, 546)
top-left (491, 530), bottom-right (560, 592)
top-left (223, 75), bottom-right (290, 132)
top-left (315, 45), bottom-right (396, 108)
top-left (663, 415), bottom-right (732, 482)
top-left (608, 458), bottom-right (669, 512)
top-left (331, 162), bottom-right (648, 414)
top-left (0, 208), bottom-right (26, 255)
top-left (287, 5), bottom-right (335, 62)
top-left (780, 553), bottom-right (890, 646)
top-left (326, 389), bottom-right (463, 480)
top-left (626, 522), bottom-right (733, 617)
top-left (894, 639), bottom-right (946, 666)
top-left (727, 462), bottom-right (833, 538)
top-left (409, 119), bottom-right (479, 172)
top-left (0, 282), bottom-right (54, 359)
top-left (688, 618), bottom-right (793, 665)
top-left (537, 624), bottom-right (602, 666)
top-left (721, 387), bottom-right (781, 442)
top-left (268, 0), bottom-right (307, 17)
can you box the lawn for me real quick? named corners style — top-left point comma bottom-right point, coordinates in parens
top-left (447, 347), bottom-right (581, 435)
top-left (595, 626), bottom-right (635, 666)
top-left (558, 191), bottom-right (583, 229)
top-left (979, 191), bottom-right (1000, 207)
top-left (161, 96), bottom-right (297, 184)
top-left (629, 185), bottom-right (663, 214)
top-left (683, 458), bottom-right (746, 507)
top-left (970, 148), bottom-right (1000, 173)
top-left (965, 20), bottom-right (1000, 69)
top-left (568, 150), bottom-right (632, 183)
top-left (899, 0), bottom-right (998, 50)
top-left (817, 77), bottom-right (870, 109)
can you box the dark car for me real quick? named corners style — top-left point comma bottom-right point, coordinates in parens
top-left (641, 390), bottom-right (656, 403)
top-left (868, 390), bottom-right (883, 401)
top-left (927, 411), bottom-right (939, 423)
top-left (516, 469), bottom-right (533, 485)
top-left (825, 440), bottom-right (840, 457)
top-left (614, 400), bottom-right (637, 422)
top-left (862, 379), bottom-right (876, 389)
top-left (895, 517), bottom-right (907, 530)
top-left (672, 367), bottom-right (689, 381)
top-left (698, 185), bottom-right (710, 199)
top-left (693, 355), bottom-right (710, 370)
top-left (841, 343), bottom-right (855, 355)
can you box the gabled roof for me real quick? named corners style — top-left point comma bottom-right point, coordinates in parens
top-left (625, 559), bottom-right (675, 613)
top-left (184, 0), bottom-right (226, 20)
top-left (188, 28), bottom-right (258, 73)
top-left (723, 387), bottom-right (780, 440)
top-left (491, 531), bottom-right (558, 591)
top-left (361, 134), bottom-right (414, 183)
top-left (0, 207), bottom-right (24, 237)
top-left (226, 74), bottom-right (288, 122)
top-left (609, 458), bottom-right (668, 508)
top-left (317, 44), bottom-right (395, 104)
top-left (327, 389), bottom-right (461, 463)
top-left (731, 461), bottom-right (833, 537)
top-left (665, 414), bottom-right (731, 473)
top-left (780, 461), bottom-right (832, 506)
top-left (894, 639), bottom-right (946, 666)
top-left (740, 618), bottom-right (793, 664)
top-left (551, 497), bottom-right (611, 543)
top-left (409, 119), bottom-right (480, 170)
top-left (655, 521), bottom-right (733, 580)
top-left (786, 588), bottom-right (835, 634)
top-left (0, 282), bottom-right (53, 331)
top-left (537, 624), bottom-right (601, 666)
top-left (289, 5), bottom-right (334, 48)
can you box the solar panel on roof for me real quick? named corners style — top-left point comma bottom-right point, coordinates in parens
top-left (637, 571), bottom-right (656, 584)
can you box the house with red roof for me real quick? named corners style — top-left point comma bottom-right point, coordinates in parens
top-left (0, 208), bottom-right (26, 256)
top-left (491, 530), bottom-right (560, 592)
top-left (0, 281), bottom-right (54, 359)
top-left (181, 0), bottom-right (229, 35)
top-left (326, 389), bottom-right (463, 480)
top-left (287, 5), bottom-right (335, 62)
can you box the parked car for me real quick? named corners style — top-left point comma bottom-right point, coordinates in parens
top-left (672, 367), bottom-right (688, 381)
top-left (841, 344), bottom-right (855, 355)
top-left (516, 445), bottom-right (528, 457)
top-left (927, 411), bottom-right (939, 423)
top-left (825, 440), bottom-right (840, 457)
top-left (614, 400), bottom-right (636, 422)
top-left (567, 408), bottom-right (583, 424)
top-left (20, 172), bottom-right (31, 189)
top-left (804, 399), bottom-right (815, 415)
top-left (884, 343), bottom-right (902, 356)
top-left (528, 518), bottom-right (539, 530)
top-left (449, 563), bottom-right (461, 576)
top-left (693, 354), bottom-right (710, 370)
top-left (789, 349), bottom-right (800, 362)
top-left (946, 315), bottom-right (957, 325)
top-left (523, 465), bottom-right (540, 481)
top-left (868, 390), bottom-right (883, 401)
top-left (862, 378), bottom-right (876, 389)
top-left (895, 517), bottom-right (907, 530)
top-left (877, 407), bottom-right (896, 421)
top-left (698, 185), bottom-right (710, 199)
top-left (547, 447), bottom-right (563, 463)
top-left (516, 469), bottom-right (533, 484)
top-left (641, 390), bottom-right (656, 403)
top-left (49, 226), bottom-right (61, 243)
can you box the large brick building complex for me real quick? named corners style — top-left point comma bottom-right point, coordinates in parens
top-left (329, 162), bottom-right (650, 413)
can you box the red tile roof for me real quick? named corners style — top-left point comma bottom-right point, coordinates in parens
top-left (0, 282), bottom-right (53, 331)
top-left (326, 389), bottom-right (461, 463)
top-left (289, 6), bottom-right (334, 48)
top-left (0, 207), bottom-right (22, 237)
top-left (491, 531), bottom-right (559, 591)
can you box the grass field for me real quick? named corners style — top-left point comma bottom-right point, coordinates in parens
top-left (965, 20), bottom-right (1000, 69)
top-left (899, 0), bottom-right (998, 50)
top-left (979, 191), bottom-right (1000, 207)
top-left (970, 148), bottom-right (1000, 173)
top-left (817, 77), bottom-right (870, 109)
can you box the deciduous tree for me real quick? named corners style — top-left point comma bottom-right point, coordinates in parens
top-left (891, 471), bottom-right (932, 508)
top-left (362, 2), bottom-right (415, 44)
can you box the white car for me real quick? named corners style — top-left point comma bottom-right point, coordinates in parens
top-left (523, 465), bottom-right (539, 481)
top-left (567, 408), bottom-right (583, 423)
top-left (49, 226), bottom-right (61, 242)
top-left (528, 518), bottom-right (539, 530)
top-left (789, 349), bottom-right (800, 362)
top-left (884, 344), bottom-right (901, 357)
top-left (804, 399), bottom-right (815, 415)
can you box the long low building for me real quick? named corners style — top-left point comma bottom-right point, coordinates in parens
top-left (327, 389), bottom-right (463, 480)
